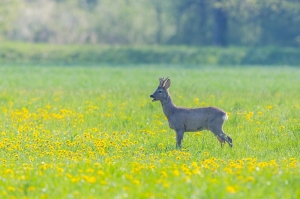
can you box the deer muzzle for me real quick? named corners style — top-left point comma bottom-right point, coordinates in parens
top-left (150, 94), bottom-right (157, 102)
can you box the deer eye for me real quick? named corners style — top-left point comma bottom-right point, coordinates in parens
top-left (158, 90), bottom-right (162, 93)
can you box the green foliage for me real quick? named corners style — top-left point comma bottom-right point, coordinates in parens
top-left (1, 0), bottom-right (300, 46)
top-left (1, 42), bottom-right (300, 65)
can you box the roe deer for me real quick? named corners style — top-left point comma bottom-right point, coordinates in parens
top-left (150, 77), bottom-right (232, 148)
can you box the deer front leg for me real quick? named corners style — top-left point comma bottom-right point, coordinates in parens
top-left (175, 130), bottom-right (184, 148)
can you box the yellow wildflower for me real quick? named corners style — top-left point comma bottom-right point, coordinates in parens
top-left (226, 186), bottom-right (236, 193)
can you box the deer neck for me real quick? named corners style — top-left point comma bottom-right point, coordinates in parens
top-left (160, 94), bottom-right (176, 118)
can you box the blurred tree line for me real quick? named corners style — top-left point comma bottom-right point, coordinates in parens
top-left (1, 0), bottom-right (300, 46)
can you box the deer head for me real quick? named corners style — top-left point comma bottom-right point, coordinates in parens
top-left (150, 77), bottom-right (170, 102)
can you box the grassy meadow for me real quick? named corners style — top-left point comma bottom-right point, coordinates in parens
top-left (0, 65), bottom-right (299, 198)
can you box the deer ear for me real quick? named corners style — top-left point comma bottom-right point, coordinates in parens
top-left (164, 79), bottom-right (171, 89)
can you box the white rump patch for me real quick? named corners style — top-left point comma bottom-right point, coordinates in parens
top-left (222, 113), bottom-right (228, 121)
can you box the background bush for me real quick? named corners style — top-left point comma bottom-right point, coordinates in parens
top-left (1, 42), bottom-right (300, 66)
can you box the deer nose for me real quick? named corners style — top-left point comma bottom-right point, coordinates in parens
top-left (150, 94), bottom-right (154, 98)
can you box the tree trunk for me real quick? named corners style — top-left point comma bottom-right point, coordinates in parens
top-left (198, 0), bottom-right (208, 44)
top-left (154, 2), bottom-right (162, 44)
top-left (212, 1), bottom-right (227, 46)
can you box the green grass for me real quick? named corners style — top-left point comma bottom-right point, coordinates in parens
top-left (0, 65), bottom-right (299, 198)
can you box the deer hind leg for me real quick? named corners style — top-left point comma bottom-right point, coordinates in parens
top-left (217, 135), bottom-right (226, 147)
top-left (217, 132), bottom-right (232, 147)
top-left (216, 134), bottom-right (233, 147)
top-left (208, 120), bottom-right (233, 147)
top-left (225, 135), bottom-right (233, 147)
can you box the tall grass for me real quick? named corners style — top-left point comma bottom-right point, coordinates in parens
top-left (0, 65), bottom-right (299, 198)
